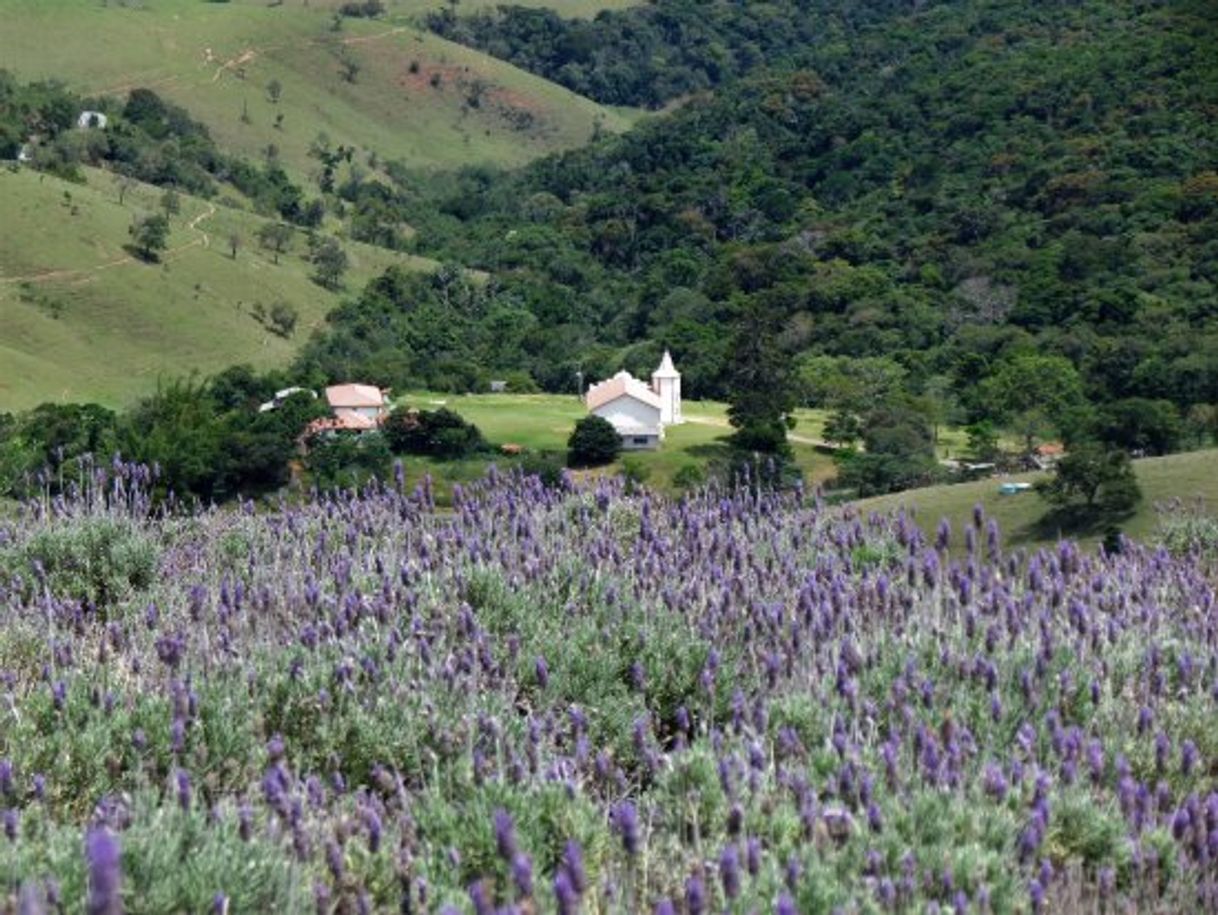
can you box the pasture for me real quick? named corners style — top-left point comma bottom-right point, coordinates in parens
top-left (393, 391), bottom-right (840, 497)
top-left (855, 447), bottom-right (1218, 551)
top-left (0, 165), bottom-right (432, 411)
top-left (0, 0), bottom-right (638, 179)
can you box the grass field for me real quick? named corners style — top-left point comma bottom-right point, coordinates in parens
top-left (853, 448), bottom-right (1218, 551)
top-left (393, 391), bottom-right (840, 496)
top-left (0, 165), bottom-right (434, 410)
top-left (0, 0), bottom-right (637, 179)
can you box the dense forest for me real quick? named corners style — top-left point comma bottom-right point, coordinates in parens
top-left (425, 0), bottom-right (912, 109)
top-left (322, 0), bottom-right (1218, 433)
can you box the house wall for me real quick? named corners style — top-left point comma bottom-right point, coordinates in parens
top-left (334, 405), bottom-right (384, 420)
top-left (654, 375), bottom-right (682, 425)
top-left (592, 395), bottom-right (662, 434)
top-left (620, 433), bottom-right (660, 451)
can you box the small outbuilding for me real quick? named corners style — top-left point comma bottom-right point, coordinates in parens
top-left (77, 111), bottom-right (108, 130)
top-left (258, 386), bottom-right (317, 413)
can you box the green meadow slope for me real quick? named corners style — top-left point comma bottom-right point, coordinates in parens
top-left (0, 166), bottom-right (434, 410)
top-left (854, 449), bottom-right (1218, 552)
top-left (0, 0), bottom-right (639, 179)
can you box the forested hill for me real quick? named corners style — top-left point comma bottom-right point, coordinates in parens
top-left (310, 0), bottom-right (1218, 422)
top-left (425, 0), bottom-right (920, 109)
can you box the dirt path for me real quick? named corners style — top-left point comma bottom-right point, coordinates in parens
top-left (339, 26), bottom-right (410, 47)
top-left (205, 25), bottom-right (410, 86)
top-left (186, 202), bottom-right (216, 249)
top-left (211, 48), bottom-right (260, 83)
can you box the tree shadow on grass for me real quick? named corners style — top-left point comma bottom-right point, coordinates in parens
top-left (1014, 504), bottom-right (1136, 545)
top-left (122, 243), bottom-right (160, 264)
top-left (683, 442), bottom-right (733, 460)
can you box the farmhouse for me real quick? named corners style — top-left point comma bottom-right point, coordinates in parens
top-left (585, 352), bottom-right (683, 451)
top-left (1031, 441), bottom-right (1066, 470)
top-left (324, 383), bottom-right (390, 426)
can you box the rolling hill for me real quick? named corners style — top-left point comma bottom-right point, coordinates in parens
top-left (854, 448), bottom-right (1218, 552)
top-left (0, 0), bottom-right (648, 411)
top-left (0, 164), bottom-right (434, 409)
top-left (0, 0), bottom-right (640, 179)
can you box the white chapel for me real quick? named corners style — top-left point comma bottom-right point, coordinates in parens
top-left (585, 351), bottom-right (683, 450)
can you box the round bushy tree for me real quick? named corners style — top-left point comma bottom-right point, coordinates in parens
top-left (568, 415), bottom-right (620, 467)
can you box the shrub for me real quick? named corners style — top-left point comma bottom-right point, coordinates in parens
top-left (305, 432), bottom-right (391, 490)
top-left (519, 452), bottom-right (565, 488)
top-left (672, 463), bottom-right (705, 491)
top-left (620, 456), bottom-right (651, 493)
top-left (0, 516), bottom-right (158, 610)
top-left (384, 408), bottom-right (487, 459)
top-left (503, 371), bottom-right (540, 394)
top-left (1155, 500), bottom-right (1218, 560)
top-left (568, 415), bottom-right (620, 468)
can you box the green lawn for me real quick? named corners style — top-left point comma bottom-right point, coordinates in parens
top-left (394, 391), bottom-right (838, 496)
top-left (853, 448), bottom-right (1218, 552)
top-left (0, 165), bottom-right (433, 410)
top-left (0, 0), bottom-right (637, 179)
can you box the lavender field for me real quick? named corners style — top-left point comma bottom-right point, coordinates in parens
top-left (1, 463), bottom-right (1216, 913)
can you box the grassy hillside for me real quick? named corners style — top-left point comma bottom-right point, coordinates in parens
top-left (0, 0), bottom-right (638, 179)
top-left (0, 165), bottom-right (433, 410)
top-left (854, 449), bottom-right (1218, 552)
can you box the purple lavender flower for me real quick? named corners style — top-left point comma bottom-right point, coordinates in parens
top-left (719, 844), bottom-right (741, 899)
top-left (684, 875), bottom-right (705, 915)
top-left (512, 852), bottom-right (534, 898)
top-left (554, 870), bottom-right (579, 915)
top-left (175, 769), bottom-right (192, 812)
top-left (469, 880), bottom-right (493, 915)
top-left (17, 881), bottom-right (46, 915)
top-left (1182, 739), bottom-right (1198, 777)
top-left (1029, 878), bottom-right (1045, 913)
top-left (613, 801), bottom-right (640, 856)
top-left (325, 839), bottom-right (344, 881)
top-left (534, 655), bottom-right (550, 689)
top-left (85, 826), bottom-right (122, 915)
top-left (562, 839), bottom-right (587, 894)
top-left (746, 836), bottom-right (762, 876)
top-left (493, 808), bottom-right (517, 861)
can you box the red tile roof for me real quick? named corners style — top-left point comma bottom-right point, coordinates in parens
top-left (585, 371), bottom-right (661, 412)
top-left (324, 384), bottom-right (387, 409)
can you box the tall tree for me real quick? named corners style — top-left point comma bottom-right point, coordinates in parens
top-left (311, 238), bottom-right (349, 290)
top-left (129, 213), bottom-right (169, 262)
top-left (1036, 443), bottom-right (1142, 518)
top-left (725, 300), bottom-right (795, 455)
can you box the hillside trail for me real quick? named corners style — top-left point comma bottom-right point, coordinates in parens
top-left (0, 201), bottom-right (217, 288)
top-left (206, 25), bottom-right (411, 83)
top-left (86, 21), bottom-right (415, 97)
